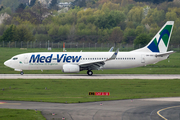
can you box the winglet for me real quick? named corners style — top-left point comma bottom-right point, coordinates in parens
top-left (109, 47), bottom-right (114, 52)
top-left (107, 48), bottom-right (119, 61)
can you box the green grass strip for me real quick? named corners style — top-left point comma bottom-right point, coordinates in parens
top-left (0, 79), bottom-right (180, 103)
top-left (0, 109), bottom-right (45, 120)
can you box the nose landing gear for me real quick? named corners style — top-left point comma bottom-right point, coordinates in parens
top-left (20, 71), bottom-right (24, 75)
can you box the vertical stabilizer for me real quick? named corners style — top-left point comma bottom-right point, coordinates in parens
top-left (132, 21), bottom-right (174, 53)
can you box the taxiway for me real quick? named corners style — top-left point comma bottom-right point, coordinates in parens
top-left (1, 98), bottom-right (180, 120)
top-left (1, 74), bottom-right (180, 79)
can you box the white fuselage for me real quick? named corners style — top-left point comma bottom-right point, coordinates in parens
top-left (4, 51), bottom-right (168, 71)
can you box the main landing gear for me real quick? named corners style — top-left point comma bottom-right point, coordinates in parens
top-left (87, 70), bottom-right (93, 76)
top-left (20, 71), bottom-right (24, 75)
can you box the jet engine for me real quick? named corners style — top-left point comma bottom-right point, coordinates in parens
top-left (62, 64), bottom-right (80, 73)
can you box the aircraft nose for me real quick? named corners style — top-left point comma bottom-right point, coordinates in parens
top-left (4, 60), bottom-right (11, 68)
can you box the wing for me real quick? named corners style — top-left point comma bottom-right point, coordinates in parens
top-left (79, 48), bottom-right (119, 71)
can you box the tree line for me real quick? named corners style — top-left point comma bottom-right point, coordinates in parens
top-left (0, 0), bottom-right (180, 47)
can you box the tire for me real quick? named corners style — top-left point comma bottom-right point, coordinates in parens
top-left (87, 70), bottom-right (93, 76)
top-left (20, 71), bottom-right (24, 75)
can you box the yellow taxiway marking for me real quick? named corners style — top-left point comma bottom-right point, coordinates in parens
top-left (0, 102), bottom-right (6, 104)
top-left (3, 103), bottom-right (21, 105)
top-left (157, 105), bottom-right (180, 120)
top-left (0, 102), bottom-right (21, 105)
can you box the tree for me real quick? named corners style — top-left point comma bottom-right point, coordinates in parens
top-left (34, 24), bottom-right (48, 34)
top-left (109, 27), bottom-right (123, 45)
top-left (15, 3), bottom-right (26, 13)
top-left (15, 25), bottom-right (34, 42)
top-left (30, 2), bottom-right (50, 23)
top-left (68, 24), bottom-right (76, 42)
top-left (0, 24), bottom-right (34, 42)
top-left (135, 26), bottom-right (145, 35)
top-left (149, 23), bottom-right (160, 37)
top-left (141, 8), bottom-right (165, 26)
top-left (0, 24), bottom-right (6, 36)
top-left (0, 25), bottom-right (16, 42)
top-left (133, 0), bottom-right (173, 4)
top-left (72, 0), bottom-right (86, 8)
top-left (1, 0), bottom-right (19, 12)
top-left (0, 5), bottom-right (4, 11)
top-left (12, 9), bottom-right (41, 25)
top-left (29, 0), bottom-right (36, 7)
top-left (101, 2), bottom-right (120, 11)
top-left (49, 0), bottom-right (58, 9)
top-left (34, 33), bottom-right (51, 42)
top-left (123, 28), bottom-right (136, 43)
top-left (128, 6), bottom-right (143, 23)
top-left (0, 7), bottom-right (12, 15)
top-left (77, 8), bottom-right (95, 24)
top-left (94, 10), bottom-right (125, 29)
top-left (166, 11), bottom-right (177, 21)
top-left (134, 33), bottom-right (150, 47)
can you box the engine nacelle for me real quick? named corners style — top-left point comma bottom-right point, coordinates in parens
top-left (62, 64), bottom-right (80, 73)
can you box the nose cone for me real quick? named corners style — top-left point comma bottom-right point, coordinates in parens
top-left (4, 60), bottom-right (11, 68)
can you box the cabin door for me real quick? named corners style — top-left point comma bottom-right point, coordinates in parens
top-left (141, 54), bottom-right (145, 63)
top-left (24, 55), bottom-right (28, 64)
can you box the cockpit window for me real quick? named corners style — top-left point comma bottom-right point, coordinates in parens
top-left (13, 57), bottom-right (18, 60)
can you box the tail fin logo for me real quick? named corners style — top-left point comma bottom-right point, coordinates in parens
top-left (147, 25), bottom-right (173, 53)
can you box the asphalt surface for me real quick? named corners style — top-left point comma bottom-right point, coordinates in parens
top-left (1, 98), bottom-right (180, 120)
top-left (1, 74), bottom-right (180, 79)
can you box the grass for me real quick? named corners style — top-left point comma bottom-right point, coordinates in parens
top-left (0, 79), bottom-right (180, 103)
top-left (0, 109), bottom-right (45, 120)
top-left (1, 47), bottom-right (180, 74)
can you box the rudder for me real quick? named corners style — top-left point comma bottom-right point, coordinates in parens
top-left (147, 21), bottom-right (174, 53)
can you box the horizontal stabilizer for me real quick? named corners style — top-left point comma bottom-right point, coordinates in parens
top-left (155, 51), bottom-right (175, 57)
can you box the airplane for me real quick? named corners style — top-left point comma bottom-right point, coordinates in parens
top-left (4, 21), bottom-right (174, 76)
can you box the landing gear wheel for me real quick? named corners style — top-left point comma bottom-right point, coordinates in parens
top-left (20, 71), bottom-right (24, 75)
top-left (87, 70), bottom-right (93, 76)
